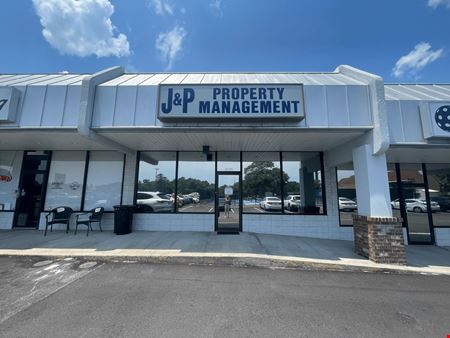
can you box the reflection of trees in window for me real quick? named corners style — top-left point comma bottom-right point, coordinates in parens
top-left (244, 161), bottom-right (286, 198)
top-left (137, 152), bottom-right (176, 213)
top-left (435, 173), bottom-right (450, 192)
top-left (281, 152), bottom-right (324, 215)
top-left (138, 174), bottom-right (174, 194)
top-left (177, 152), bottom-right (215, 212)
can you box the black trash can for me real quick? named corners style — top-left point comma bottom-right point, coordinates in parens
top-left (113, 205), bottom-right (134, 235)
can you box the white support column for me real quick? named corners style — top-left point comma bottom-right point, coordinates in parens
top-left (352, 144), bottom-right (392, 217)
top-left (121, 152), bottom-right (137, 205)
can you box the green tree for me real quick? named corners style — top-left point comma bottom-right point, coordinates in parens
top-left (138, 174), bottom-right (174, 194)
top-left (243, 161), bottom-right (289, 198)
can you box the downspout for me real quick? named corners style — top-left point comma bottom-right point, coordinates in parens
top-left (335, 65), bottom-right (390, 156)
top-left (77, 66), bottom-right (134, 154)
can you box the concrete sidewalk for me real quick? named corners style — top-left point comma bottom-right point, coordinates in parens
top-left (1, 230), bottom-right (450, 275)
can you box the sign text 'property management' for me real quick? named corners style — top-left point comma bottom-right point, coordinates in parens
top-left (158, 84), bottom-right (304, 121)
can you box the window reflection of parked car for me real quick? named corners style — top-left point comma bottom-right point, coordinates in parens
top-left (137, 191), bottom-right (173, 212)
top-left (391, 198), bottom-right (401, 209)
top-left (406, 199), bottom-right (439, 213)
top-left (392, 198), bottom-right (440, 213)
top-left (260, 197), bottom-right (282, 211)
top-left (284, 195), bottom-right (301, 211)
top-left (338, 197), bottom-right (357, 211)
top-left (170, 194), bottom-right (183, 207)
top-left (188, 192), bottom-right (200, 203)
top-left (431, 196), bottom-right (450, 212)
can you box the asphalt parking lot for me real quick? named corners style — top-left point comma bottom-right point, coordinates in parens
top-left (0, 256), bottom-right (449, 338)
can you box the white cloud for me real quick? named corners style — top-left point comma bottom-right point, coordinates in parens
top-left (427, 0), bottom-right (450, 8)
top-left (392, 42), bottom-right (443, 78)
top-left (155, 26), bottom-right (187, 70)
top-left (210, 0), bottom-right (223, 15)
top-left (148, 0), bottom-right (174, 15)
top-left (32, 0), bottom-right (130, 58)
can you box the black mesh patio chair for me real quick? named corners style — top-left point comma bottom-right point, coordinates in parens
top-left (45, 206), bottom-right (74, 236)
top-left (75, 207), bottom-right (104, 236)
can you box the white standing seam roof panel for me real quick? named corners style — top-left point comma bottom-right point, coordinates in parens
top-left (99, 74), bottom-right (139, 86)
top-left (161, 73), bottom-right (189, 84)
top-left (119, 74), bottom-right (155, 86)
top-left (385, 84), bottom-right (450, 101)
top-left (139, 74), bottom-right (171, 85)
top-left (0, 74), bottom-right (85, 128)
top-left (27, 74), bottom-right (79, 86)
top-left (88, 72), bottom-right (373, 87)
top-left (55, 75), bottom-right (87, 86)
top-left (0, 75), bottom-right (19, 83)
top-left (201, 74), bottom-right (222, 83)
top-left (0, 74), bottom-right (33, 84)
top-left (181, 73), bottom-right (205, 84)
top-left (0, 74), bottom-right (86, 86)
top-left (0, 74), bottom-right (49, 86)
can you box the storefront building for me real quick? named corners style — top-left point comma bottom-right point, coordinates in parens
top-left (1, 65), bottom-right (450, 249)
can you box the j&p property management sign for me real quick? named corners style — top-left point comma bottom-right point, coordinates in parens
top-left (157, 84), bottom-right (304, 121)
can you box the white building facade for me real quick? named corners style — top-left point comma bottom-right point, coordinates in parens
top-left (1, 65), bottom-right (449, 250)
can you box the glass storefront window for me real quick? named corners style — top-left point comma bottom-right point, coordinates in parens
top-left (387, 163), bottom-right (402, 221)
top-left (84, 151), bottom-right (124, 211)
top-left (136, 152), bottom-right (176, 213)
top-left (217, 152), bottom-right (240, 172)
top-left (45, 151), bottom-right (86, 211)
top-left (282, 152), bottom-right (324, 215)
top-left (0, 151), bottom-right (22, 211)
top-left (336, 168), bottom-right (357, 224)
top-left (395, 163), bottom-right (432, 243)
top-left (177, 152), bottom-right (215, 213)
top-left (426, 164), bottom-right (450, 227)
top-left (242, 152), bottom-right (282, 213)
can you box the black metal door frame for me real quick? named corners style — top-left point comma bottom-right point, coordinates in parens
top-left (395, 163), bottom-right (435, 245)
top-left (13, 151), bottom-right (52, 228)
top-left (214, 170), bottom-right (242, 232)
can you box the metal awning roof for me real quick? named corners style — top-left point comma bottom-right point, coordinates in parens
top-left (385, 84), bottom-right (450, 101)
top-left (0, 74), bottom-right (86, 86)
top-left (0, 71), bottom-right (368, 87)
top-left (97, 72), bottom-right (367, 86)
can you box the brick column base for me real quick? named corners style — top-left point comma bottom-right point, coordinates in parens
top-left (352, 215), bottom-right (406, 265)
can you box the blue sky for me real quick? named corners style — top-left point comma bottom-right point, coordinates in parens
top-left (0, 0), bottom-right (449, 82)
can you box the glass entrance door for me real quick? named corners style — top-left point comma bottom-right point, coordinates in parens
top-left (216, 173), bottom-right (241, 233)
top-left (392, 163), bottom-right (434, 244)
top-left (13, 152), bottom-right (51, 228)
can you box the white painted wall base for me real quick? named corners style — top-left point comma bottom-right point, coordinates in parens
top-left (133, 213), bottom-right (214, 232)
top-left (0, 212), bottom-right (14, 230)
top-left (435, 228), bottom-right (450, 246)
top-left (242, 214), bottom-right (353, 240)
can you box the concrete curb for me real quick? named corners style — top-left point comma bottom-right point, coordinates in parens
top-left (1, 252), bottom-right (448, 276)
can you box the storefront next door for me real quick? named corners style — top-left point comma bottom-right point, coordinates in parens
top-left (215, 172), bottom-right (242, 234)
top-left (391, 163), bottom-right (435, 244)
top-left (13, 151), bottom-right (51, 228)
